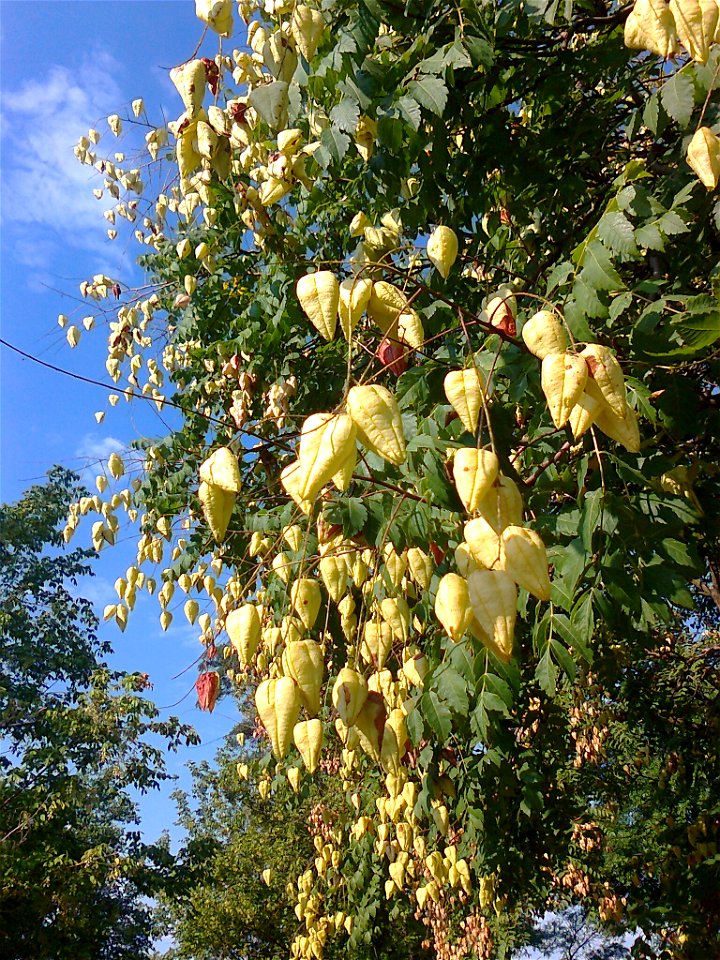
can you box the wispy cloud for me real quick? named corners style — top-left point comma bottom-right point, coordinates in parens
top-left (0, 48), bottom-right (133, 272)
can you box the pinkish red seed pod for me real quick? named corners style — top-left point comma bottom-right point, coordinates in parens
top-left (376, 337), bottom-right (408, 376)
top-left (196, 671), bottom-right (220, 712)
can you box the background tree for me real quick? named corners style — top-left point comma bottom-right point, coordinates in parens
top-left (0, 468), bottom-right (198, 960)
top-left (63, 1), bottom-right (720, 957)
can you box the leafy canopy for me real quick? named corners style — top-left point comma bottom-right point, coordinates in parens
top-left (61, 0), bottom-right (720, 957)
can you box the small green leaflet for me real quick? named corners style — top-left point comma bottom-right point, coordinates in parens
top-left (408, 76), bottom-right (448, 116)
top-left (660, 71), bottom-right (695, 130)
top-left (597, 211), bottom-right (637, 256)
top-left (435, 666), bottom-right (469, 715)
top-left (580, 240), bottom-right (625, 291)
top-left (329, 98), bottom-right (360, 133)
top-left (317, 125), bottom-right (351, 167)
top-left (324, 497), bottom-right (367, 537)
top-left (421, 690), bottom-right (452, 742)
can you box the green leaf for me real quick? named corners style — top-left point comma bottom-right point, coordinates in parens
top-left (579, 489), bottom-right (603, 552)
top-left (324, 497), bottom-right (368, 537)
top-left (570, 591), bottom-right (595, 662)
top-left (660, 71), bottom-right (695, 129)
top-left (634, 222), bottom-right (665, 250)
top-left (408, 76), bottom-right (448, 116)
top-left (535, 648), bottom-right (557, 696)
top-left (597, 211), bottom-right (637, 256)
top-left (549, 638), bottom-right (577, 681)
top-left (581, 240), bottom-right (625, 291)
top-left (329, 98), bottom-right (361, 133)
top-left (435, 667), bottom-right (469, 715)
top-left (395, 95), bottom-right (422, 130)
top-left (318, 125), bottom-right (351, 165)
top-left (421, 691), bottom-right (452, 742)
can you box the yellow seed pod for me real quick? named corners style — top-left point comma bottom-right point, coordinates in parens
top-left (464, 516), bottom-right (503, 568)
top-left (281, 524), bottom-right (303, 553)
top-left (388, 860), bottom-right (405, 892)
top-left (401, 651), bottom-right (428, 688)
top-left (296, 271), bottom-right (339, 341)
top-left (184, 599), bottom-right (200, 625)
top-left (455, 541), bottom-right (481, 577)
top-left (338, 276), bottom-right (373, 340)
top-left (350, 551), bottom-right (370, 587)
top-left (319, 554), bottom-right (349, 602)
top-left (381, 707), bottom-right (407, 773)
top-left (452, 448), bottom-right (500, 514)
top-left (297, 413), bottom-right (357, 500)
top-left (521, 310), bottom-right (568, 359)
top-left (273, 675), bottom-right (302, 759)
top-left (279, 461), bottom-right (313, 515)
top-left (407, 547), bottom-right (433, 590)
top-left (426, 850), bottom-right (447, 883)
top-left (426, 225), bottom-right (459, 279)
top-left (198, 480), bottom-right (235, 542)
top-left (455, 859), bottom-right (472, 895)
top-left (195, 0), bottom-right (233, 36)
top-left (382, 543), bottom-right (408, 588)
top-left (346, 385), bottom-right (406, 466)
top-left (595, 402), bottom-right (641, 453)
top-left (263, 34), bottom-right (297, 85)
top-left (290, 578), bottom-right (322, 629)
top-left (467, 569), bottom-right (517, 662)
top-left (354, 691), bottom-right (386, 761)
top-left (199, 446), bottom-right (241, 493)
top-left (624, 0), bottom-right (678, 58)
top-left (669, 0), bottom-right (718, 63)
top-left (368, 669), bottom-right (395, 705)
top-left (687, 126), bottom-right (720, 189)
top-left (277, 128), bottom-right (303, 154)
top-left (355, 114), bottom-right (377, 162)
top-left (282, 639), bottom-right (324, 716)
top-left (435, 573), bottom-right (474, 641)
top-left (293, 718), bottom-right (324, 773)
top-left (108, 452), bottom-right (124, 479)
top-left (580, 344), bottom-right (627, 418)
top-left (255, 678), bottom-right (278, 755)
top-left (500, 526), bottom-right (551, 601)
top-left (226, 604), bottom-right (262, 666)
top-left (263, 625), bottom-right (282, 654)
top-left (360, 620), bottom-right (394, 669)
top-left (379, 596), bottom-right (410, 643)
top-left (332, 667), bottom-right (368, 725)
top-left (332, 444), bottom-right (357, 492)
top-left (476, 475), bottom-right (524, 533)
top-left (395, 309), bottom-right (425, 350)
top-left (444, 368), bottom-right (485, 434)
top-left (272, 552), bottom-right (293, 584)
top-left (367, 280), bottom-right (409, 333)
top-left (568, 378), bottom-right (606, 439)
top-left (290, 4), bottom-right (325, 60)
top-left (541, 352), bottom-right (588, 428)
top-left (170, 60), bottom-right (206, 116)
top-left (280, 615), bottom-right (305, 645)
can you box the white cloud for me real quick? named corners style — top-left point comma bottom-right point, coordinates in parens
top-left (0, 48), bottom-right (139, 271)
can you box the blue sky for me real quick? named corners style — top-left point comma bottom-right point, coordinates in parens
top-left (1, 0), bottom-right (243, 845)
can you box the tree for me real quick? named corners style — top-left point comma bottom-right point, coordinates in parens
top-left (64, 1), bottom-right (720, 957)
top-left (159, 729), bottom-right (430, 960)
top-left (0, 468), bottom-right (198, 959)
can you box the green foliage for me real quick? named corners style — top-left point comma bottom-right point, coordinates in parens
top-left (64, 1), bottom-right (720, 957)
top-left (0, 469), bottom-right (198, 960)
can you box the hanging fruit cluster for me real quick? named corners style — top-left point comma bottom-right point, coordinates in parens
top-left (57, 0), bottom-right (715, 955)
